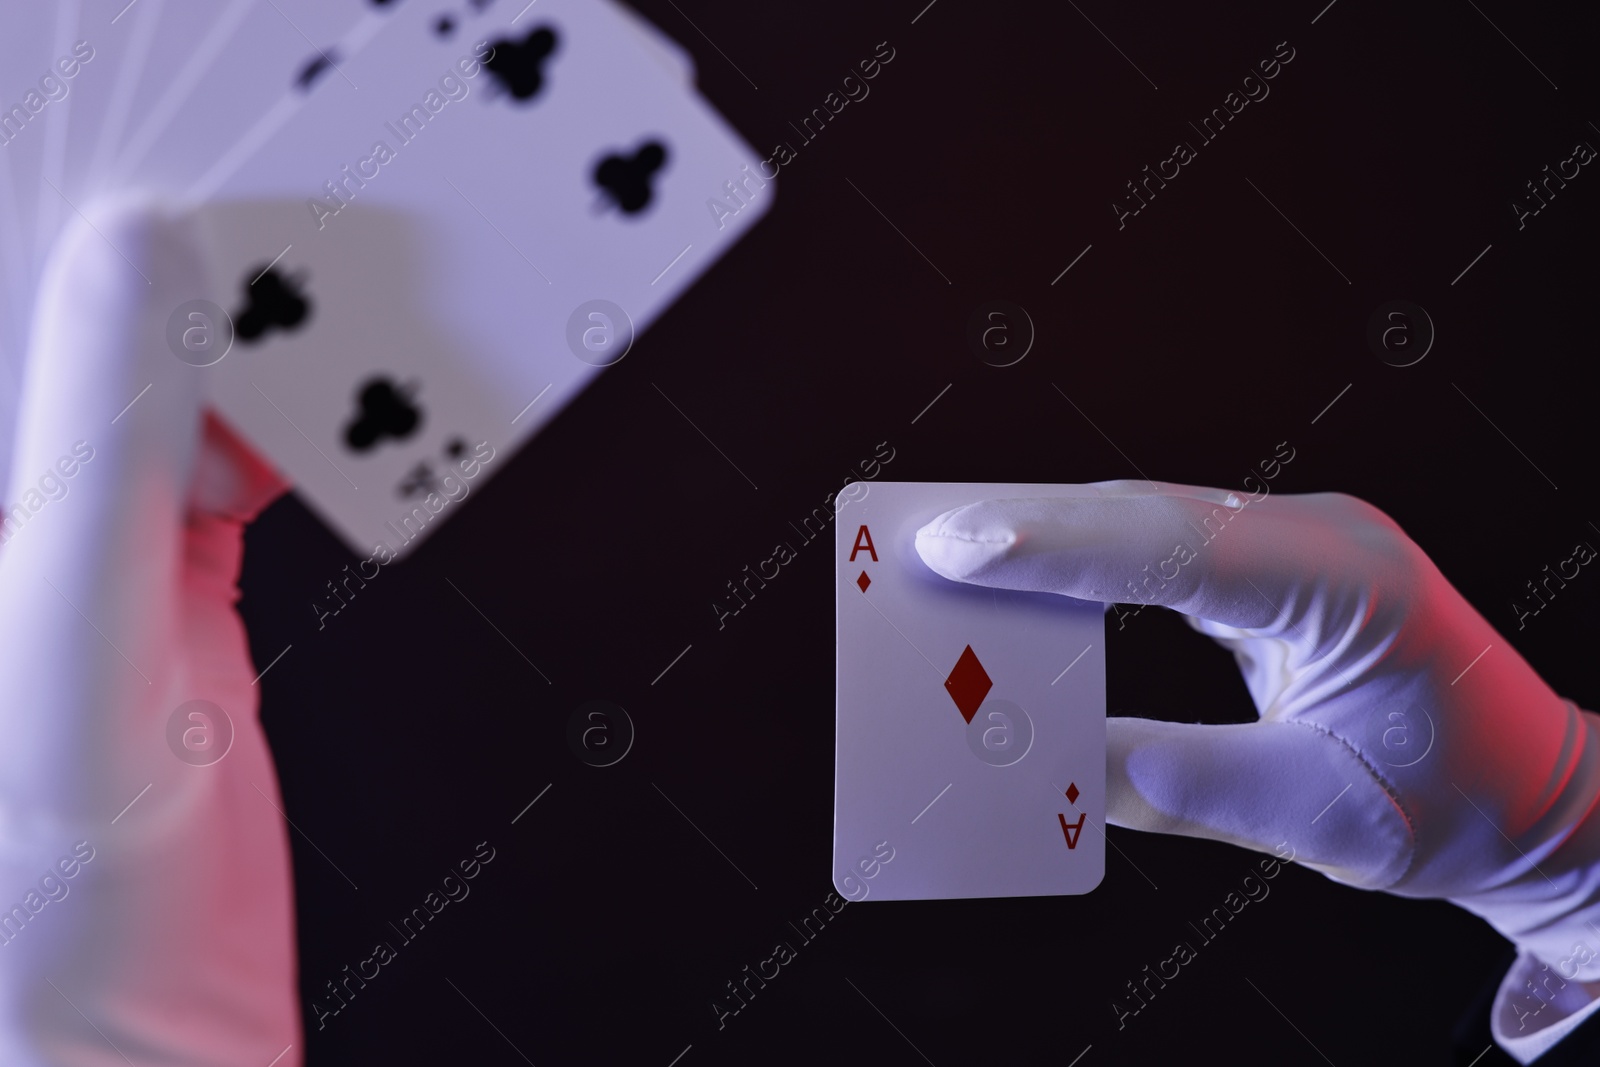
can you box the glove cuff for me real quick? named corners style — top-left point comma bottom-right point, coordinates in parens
top-left (1492, 948), bottom-right (1600, 1063)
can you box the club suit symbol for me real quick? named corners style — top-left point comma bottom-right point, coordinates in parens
top-left (345, 377), bottom-right (423, 452)
top-left (235, 267), bottom-right (311, 343)
top-left (594, 141), bottom-right (668, 215)
top-left (294, 51), bottom-right (340, 91)
top-left (483, 27), bottom-right (558, 101)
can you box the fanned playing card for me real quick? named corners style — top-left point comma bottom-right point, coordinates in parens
top-left (103, 0), bottom-right (395, 200)
top-left (1, 0), bottom-right (399, 494)
top-left (0, 3), bottom-right (76, 489)
top-left (181, 0), bottom-right (774, 558)
top-left (835, 483), bottom-right (1107, 901)
top-left (0, 0), bottom-right (770, 553)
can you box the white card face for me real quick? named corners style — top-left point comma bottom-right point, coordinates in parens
top-left (23, 0), bottom-right (88, 287)
top-left (0, 2), bottom-right (68, 496)
top-left (106, 0), bottom-right (390, 199)
top-left (835, 483), bottom-right (1107, 901)
top-left (608, 1), bottom-right (696, 85)
top-left (56, 0), bottom-right (182, 211)
top-left (188, 0), bottom-right (774, 557)
top-left (0, 0), bottom-right (72, 309)
top-left (189, 202), bottom-right (513, 558)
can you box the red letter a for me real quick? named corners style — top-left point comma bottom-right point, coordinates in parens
top-left (849, 525), bottom-right (878, 561)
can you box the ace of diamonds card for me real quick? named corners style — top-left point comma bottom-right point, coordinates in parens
top-left (834, 483), bottom-right (1106, 901)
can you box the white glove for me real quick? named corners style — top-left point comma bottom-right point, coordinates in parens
top-left (915, 480), bottom-right (1600, 1062)
top-left (0, 202), bottom-right (300, 1064)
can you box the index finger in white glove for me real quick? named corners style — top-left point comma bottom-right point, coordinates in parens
top-left (913, 483), bottom-right (1416, 631)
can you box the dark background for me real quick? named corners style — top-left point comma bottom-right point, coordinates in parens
top-left (238, 1), bottom-right (1598, 1063)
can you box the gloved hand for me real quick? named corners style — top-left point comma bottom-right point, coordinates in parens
top-left (0, 202), bottom-right (300, 1064)
top-left (914, 480), bottom-right (1600, 1063)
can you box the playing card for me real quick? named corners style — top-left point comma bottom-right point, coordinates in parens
top-left (183, 0), bottom-right (773, 558)
top-left (26, 0), bottom-right (86, 283)
top-left (835, 483), bottom-right (1107, 901)
top-left (609, 1), bottom-right (696, 85)
top-left (55, 0), bottom-right (176, 215)
top-left (184, 200), bottom-right (514, 559)
top-left (0, 2), bottom-right (72, 496)
top-left (106, 0), bottom-right (393, 200)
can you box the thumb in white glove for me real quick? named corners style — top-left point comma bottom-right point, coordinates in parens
top-left (0, 200), bottom-right (299, 1065)
top-left (916, 480), bottom-right (1600, 1059)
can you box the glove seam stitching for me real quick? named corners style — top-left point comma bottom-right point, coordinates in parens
top-left (924, 532), bottom-right (1013, 545)
top-left (1288, 718), bottom-right (1418, 889)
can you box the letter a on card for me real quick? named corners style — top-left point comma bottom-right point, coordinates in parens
top-left (850, 525), bottom-right (877, 561)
